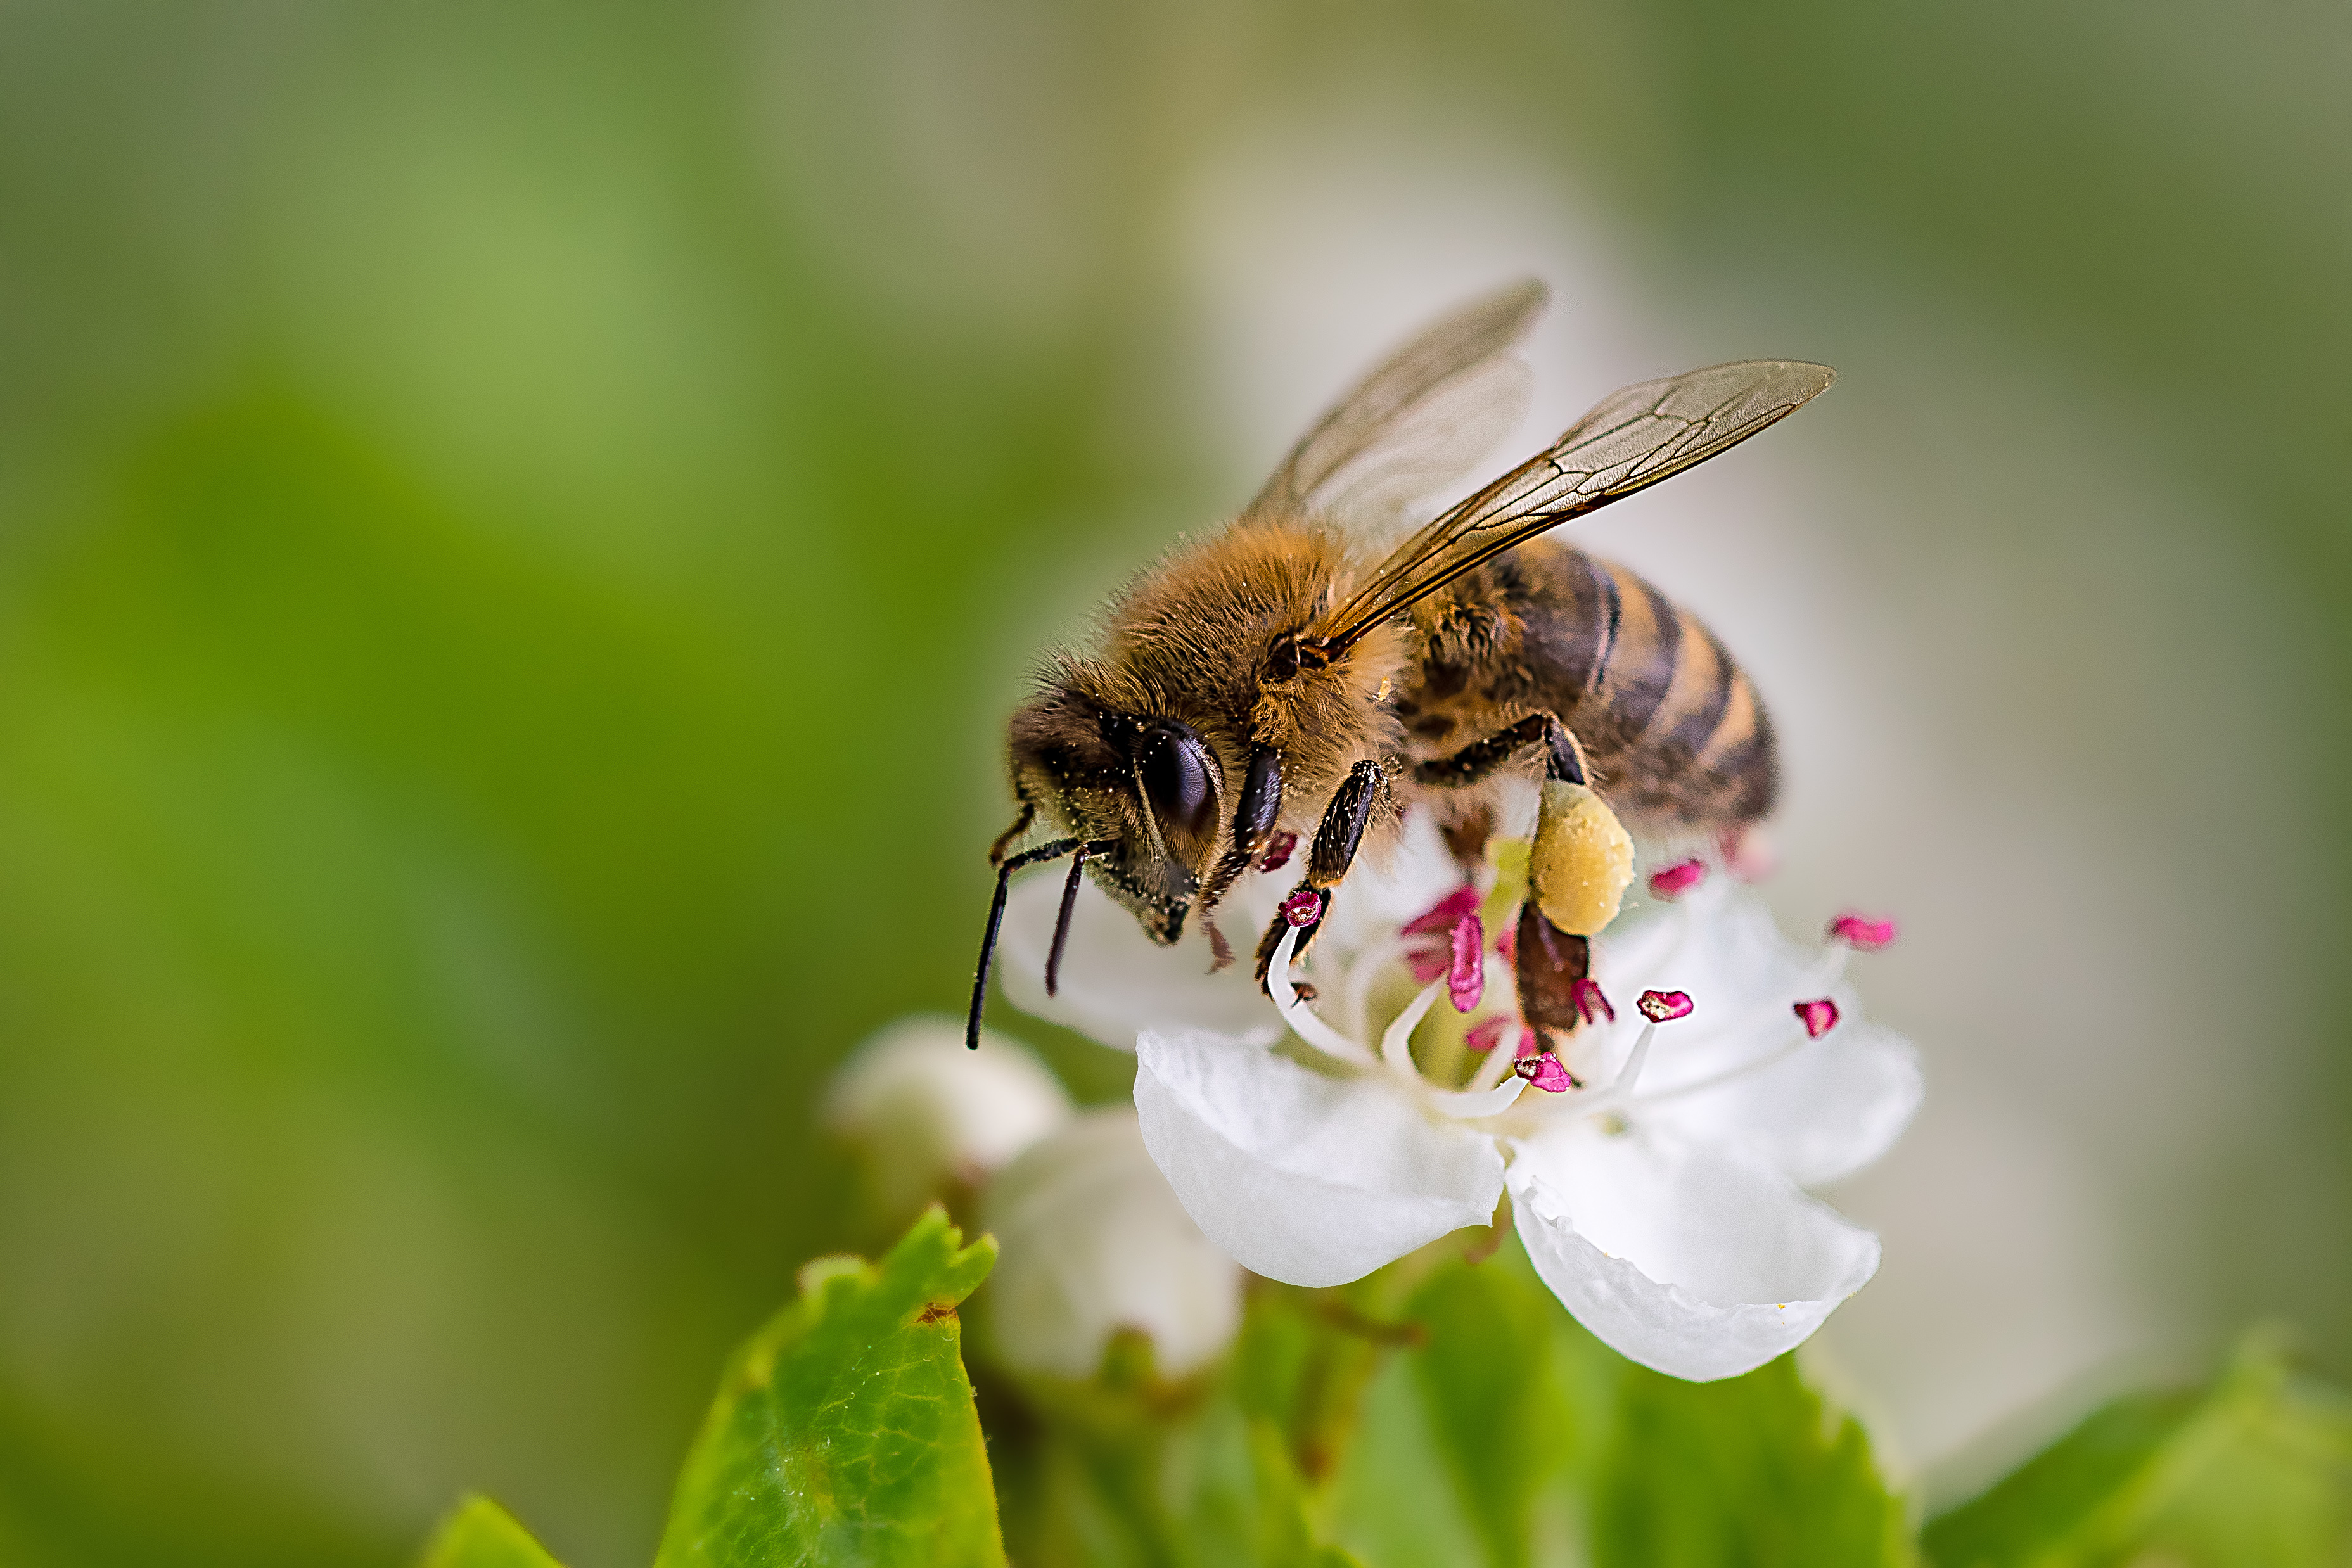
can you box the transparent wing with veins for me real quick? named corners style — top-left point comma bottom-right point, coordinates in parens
top-left (1245, 278), bottom-right (1547, 537)
top-left (1319, 359), bottom-right (1836, 651)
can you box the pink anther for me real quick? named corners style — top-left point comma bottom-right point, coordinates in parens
top-left (1464, 1016), bottom-right (1516, 1054)
top-left (1794, 998), bottom-right (1841, 1038)
top-left (1828, 914), bottom-right (1898, 950)
top-left (1571, 978), bottom-right (1614, 1025)
top-left (1636, 989), bottom-right (1694, 1023)
top-left (1280, 888), bottom-right (1324, 927)
top-left (1402, 886), bottom-right (1481, 938)
top-left (1495, 922), bottom-right (1518, 967)
top-left (1256, 832), bottom-right (1298, 873)
top-left (1448, 914), bottom-right (1485, 1012)
top-left (1647, 857), bottom-right (1708, 900)
top-left (1513, 1052), bottom-right (1576, 1093)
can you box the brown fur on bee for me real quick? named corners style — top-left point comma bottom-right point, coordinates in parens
top-left (969, 278), bottom-right (1831, 1049)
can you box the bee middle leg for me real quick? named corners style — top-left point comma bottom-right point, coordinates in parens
top-left (1411, 710), bottom-right (1587, 790)
top-left (1254, 759), bottom-right (1384, 990)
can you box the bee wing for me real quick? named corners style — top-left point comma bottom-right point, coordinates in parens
top-left (1321, 359), bottom-right (1836, 650)
top-left (1244, 278), bottom-right (1547, 533)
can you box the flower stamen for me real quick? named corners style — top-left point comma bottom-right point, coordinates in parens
top-left (1402, 887), bottom-right (1481, 936)
top-left (1266, 926), bottom-right (1374, 1064)
top-left (1828, 913), bottom-right (1898, 950)
top-left (1383, 983), bottom-right (1442, 1070)
top-left (1281, 888), bottom-right (1324, 927)
top-left (1571, 977), bottom-right (1614, 1025)
top-left (1513, 1052), bottom-right (1578, 1093)
top-left (1448, 914), bottom-right (1485, 1012)
top-left (1794, 998), bottom-right (1841, 1038)
top-left (1464, 1016), bottom-right (1515, 1054)
top-left (1648, 858), bottom-right (1708, 900)
top-left (1637, 988), bottom-right (1694, 1023)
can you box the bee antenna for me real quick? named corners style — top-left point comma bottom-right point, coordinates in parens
top-left (966, 836), bottom-right (1106, 1049)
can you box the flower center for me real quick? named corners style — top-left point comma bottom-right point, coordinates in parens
top-left (1259, 872), bottom-right (1896, 1137)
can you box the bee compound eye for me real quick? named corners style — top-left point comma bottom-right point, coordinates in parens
top-left (1137, 725), bottom-right (1217, 846)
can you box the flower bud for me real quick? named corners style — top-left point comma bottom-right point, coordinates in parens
top-left (979, 1107), bottom-right (1243, 1381)
top-left (1530, 779), bottom-right (1635, 935)
top-left (825, 1015), bottom-right (1071, 1225)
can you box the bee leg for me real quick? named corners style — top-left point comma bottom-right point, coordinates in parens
top-left (1411, 711), bottom-right (1587, 789)
top-left (1255, 760), bottom-right (1384, 991)
top-left (988, 800), bottom-right (1038, 865)
top-left (1199, 744), bottom-right (1284, 923)
top-left (1417, 715), bottom-right (1618, 1055)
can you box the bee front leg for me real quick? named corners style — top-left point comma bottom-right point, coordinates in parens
top-left (1254, 759), bottom-right (1384, 991)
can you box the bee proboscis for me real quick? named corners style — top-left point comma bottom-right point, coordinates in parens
top-left (969, 280), bottom-right (1832, 1053)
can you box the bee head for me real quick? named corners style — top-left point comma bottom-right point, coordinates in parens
top-left (1004, 689), bottom-right (1227, 947)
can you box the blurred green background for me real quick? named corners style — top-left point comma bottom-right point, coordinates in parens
top-left (1, 2), bottom-right (2346, 1564)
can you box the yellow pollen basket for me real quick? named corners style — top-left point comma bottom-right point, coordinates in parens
top-left (1530, 779), bottom-right (1636, 936)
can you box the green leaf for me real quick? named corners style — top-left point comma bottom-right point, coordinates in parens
top-left (1326, 1347), bottom-right (1488, 1568)
top-left (988, 1325), bottom-right (1365, 1568)
top-left (1921, 1389), bottom-right (2199, 1567)
top-left (654, 1207), bottom-right (1003, 1568)
top-left (1233, 1278), bottom-right (1416, 1493)
top-left (1924, 1335), bottom-right (2352, 1567)
top-left (1248, 1417), bottom-right (1366, 1568)
top-left (1590, 1354), bottom-right (1910, 1568)
top-left (1403, 1258), bottom-right (1563, 1568)
top-left (418, 1496), bottom-right (565, 1568)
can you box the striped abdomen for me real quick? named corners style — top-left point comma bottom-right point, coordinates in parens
top-left (1394, 537), bottom-right (1776, 839)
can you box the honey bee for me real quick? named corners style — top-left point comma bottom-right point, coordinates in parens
top-left (967, 280), bottom-right (1832, 1052)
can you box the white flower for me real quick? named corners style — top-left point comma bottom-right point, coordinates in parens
top-left (994, 813), bottom-right (1922, 1382)
top-left (826, 1015), bottom-right (1073, 1223)
top-left (979, 1106), bottom-right (1246, 1380)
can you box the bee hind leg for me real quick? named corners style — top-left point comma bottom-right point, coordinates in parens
top-left (1416, 713), bottom-right (1619, 1058)
top-left (1255, 760), bottom-right (1384, 993)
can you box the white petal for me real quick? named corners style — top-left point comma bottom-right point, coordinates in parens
top-left (1593, 891), bottom-right (1829, 1073)
top-left (997, 870), bottom-right (1279, 1049)
top-left (980, 1107), bottom-right (1244, 1380)
top-left (826, 1016), bottom-right (1071, 1221)
top-left (1134, 1029), bottom-right (1503, 1287)
top-left (1566, 889), bottom-right (1918, 1184)
top-left (1507, 1123), bottom-right (1880, 1381)
top-left (1641, 1019), bottom-right (1924, 1186)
